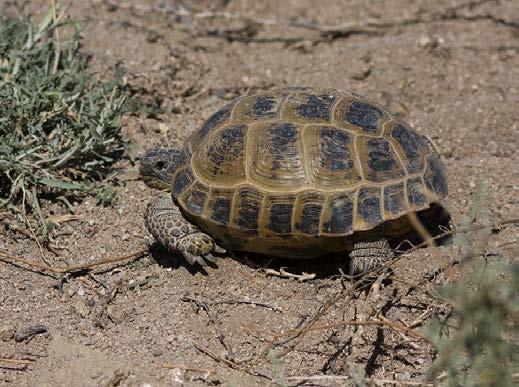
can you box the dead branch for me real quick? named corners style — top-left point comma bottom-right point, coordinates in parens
top-left (245, 317), bottom-right (432, 344)
top-left (405, 211), bottom-right (452, 279)
top-left (263, 267), bottom-right (316, 281)
top-left (0, 357), bottom-right (34, 365)
top-left (181, 295), bottom-right (235, 360)
top-left (286, 374), bottom-right (433, 386)
top-left (212, 299), bottom-right (282, 313)
top-left (190, 340), bottom-right (271, 380)
top-left (0, 246), bottom-right (149, 275)
top-left (162, 363), bottom-right (215, 374)
top-left (191, 341), bottom-right (241, 370)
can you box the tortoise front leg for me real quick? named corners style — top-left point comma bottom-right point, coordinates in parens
top-left (349, 239), bottom-right (394, 275)
top-left (145, 196), bottom-right (224, 266)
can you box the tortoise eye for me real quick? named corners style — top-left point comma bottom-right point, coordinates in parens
top-left (155, 161), bottom-right (166, 170)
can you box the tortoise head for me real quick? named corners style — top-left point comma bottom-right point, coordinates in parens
top-left (140, 148), bottom-right (182, 191)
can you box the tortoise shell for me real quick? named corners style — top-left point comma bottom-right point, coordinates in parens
top-left (170, 87), bottom-right (448, 258)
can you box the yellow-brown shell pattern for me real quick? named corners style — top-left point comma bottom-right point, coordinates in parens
top-left (169, 88), bottom-right (448, 253)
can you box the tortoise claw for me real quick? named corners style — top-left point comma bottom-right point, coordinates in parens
top-left (182, 251), bottom-right (217, 267)
top-left (194, 255), bottom-right (209, 267)
top-left (182, 252), bottom-right (197, 266)
top-left (214, 245), bottom-right (226, 254)
top-left (204, 253), bottom-right (219, 263)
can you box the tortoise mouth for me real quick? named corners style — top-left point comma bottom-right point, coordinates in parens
top-left (141, 175), bottom-right (171, 191)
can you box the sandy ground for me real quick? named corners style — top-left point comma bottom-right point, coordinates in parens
top-left (1, 0), bottom-right (518, 385)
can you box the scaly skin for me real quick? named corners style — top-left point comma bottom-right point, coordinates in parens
top-left (139, 148), bottom-right (180, 191)
top-left (144, 195), bottom-right (223, 266)
top-left (141, 149), bottom-right (226, 266)
top-left (349, 239), bottom-right (394, 275)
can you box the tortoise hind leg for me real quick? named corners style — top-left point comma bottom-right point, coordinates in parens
top-left (145, 195), bottom-right (223, 266)
top-left (349, 239), bottom-right (394, 275)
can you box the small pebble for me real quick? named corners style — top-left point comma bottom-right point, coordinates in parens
top-left (0, 326), bottom-right (15, 342)
top-left (146, 30), bottom-right (161, 43)
top-left (14, 324), bottom-right (47, 342)
top-left (152, 348), bottom-right (164, 357)
top-left (74, 299), bottom-right (90, 318)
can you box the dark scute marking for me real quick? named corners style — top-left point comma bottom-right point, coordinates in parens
top-left (207, 124), bottom-right (246, 174)
top-left (176, 148), bottom-right (190, 166)
top-left (296, 94), bottom-right (336, 120)
top-left (407, 177), bottom-right (427, 207)
top-left (185, 188), bottom-right (207, 215)
top-left (270, 123), bottom-right (298, 145)
top-left (366, 138), bottom-right (402, 178)
top-left (236, 189), bottom-right (263, 232)
top-left (358, 188), bottom-right (382, 225)
top-left (299, 192), bottom-right (324, 202)
top-left (222, 124), bottom-right (246, 140)
top-left (383, 183), bottom-right (406, 215)
top-left (323, 195), bottom-right (354, 234)
top-left (172, 169), bottom-right (193, 196)
top-left (268, 203), bottom-right (293, 234)
top-left (297, 204), bottom-right (322, 235)
top-left (251, 96), bottom-right (280, 118)
top-left (392, 124), bottom-right (428, 172)
top-left (321, 129), bottom-right (354, 171)
top-left (210, 197), bottom-right (232, 225)
top-left (198, 104), bottom-right (231, 140)
top-left (269, 123), bottom-right (299, 169)
top-left (346, 101), bottom-right (383, 132)
top-left (424, 154), bottom-right (448, 197)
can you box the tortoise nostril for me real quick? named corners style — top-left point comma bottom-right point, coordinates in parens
top-left (155, 161), bottom-right (166, 170)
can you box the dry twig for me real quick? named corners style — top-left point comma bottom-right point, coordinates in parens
top-left (162, 363), bottom-right (215, 374)
top-left (245, 317), bottom-right (432, 344)
top-left (285, 374), bottom-right (434, 386)
top-left (263, 267), bottom-right (316, 281)
top-left (0, 246), bottom-right (149, 275)
top-left (181, 295), bottom-right (235, 359)
top-left (212, 299), bottom-right (282, 313)
top-left (0, 357), bottom-right (34, 365)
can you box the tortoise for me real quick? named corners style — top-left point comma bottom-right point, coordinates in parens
top-left (140, 87), bottom-right (448, 273)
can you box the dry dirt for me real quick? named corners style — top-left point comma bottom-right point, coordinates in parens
top-left (1, 0), bottom-right (518, 386)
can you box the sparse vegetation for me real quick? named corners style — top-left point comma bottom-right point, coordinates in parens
top-left (427, 184), bottom-right (518, 386)
top-left (0, 3), bottom-right (128, 232)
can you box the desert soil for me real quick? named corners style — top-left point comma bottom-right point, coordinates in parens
top-left (1, 0), bottom-right (518, 386)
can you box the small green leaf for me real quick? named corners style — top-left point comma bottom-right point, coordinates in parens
top-left (96, 185), bottom-right (117, 205)
top-left (38, 178), bottom-right (83, 190)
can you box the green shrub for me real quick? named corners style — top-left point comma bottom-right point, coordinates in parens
top-left (427, 184), bottom-right (518, 386)
top-left (0, 3), bottom-right (128, 231)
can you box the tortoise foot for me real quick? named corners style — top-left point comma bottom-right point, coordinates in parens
top-left (145, 195), bottom-right (221, 266)
top-left (349, 239), bottom-right (394, 275)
